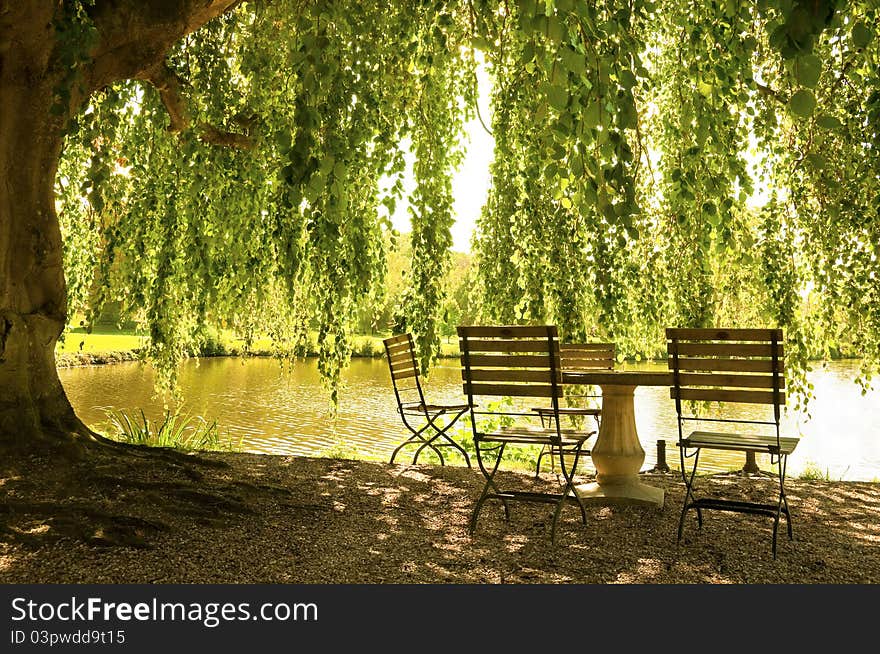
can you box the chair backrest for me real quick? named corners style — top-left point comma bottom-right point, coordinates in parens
top-left (458, 325), bottom-right (563, 432)
top-left (666, 328), bottom-right (785, 426)
top-left (560, 343), bottom-right (615, 371)
top-left (383, 333), bottom-right (426, 410)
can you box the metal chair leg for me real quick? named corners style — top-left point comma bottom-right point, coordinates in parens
top-left (390, 419), bottom-right (433, 464)
top-left (780, 455), bottom-right (793, 540)
top-left (393, 409), bottom-right (471, 468)
top-left (534, 445), bottom-right (550, 478)
top-left (422, 408), bottom-right (471, 468)
top-left (470, 441), bottom-right (507, 535)
top-left (550, 442), bottom-right (587, 544)
top-left (677, 447), bottom-right (701, 542)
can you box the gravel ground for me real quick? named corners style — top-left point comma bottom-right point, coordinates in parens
top-left (2, 448), bottom-right (879, 584)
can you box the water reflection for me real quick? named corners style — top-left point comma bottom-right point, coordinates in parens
top-left (59, 357), bottom-right (880, 482)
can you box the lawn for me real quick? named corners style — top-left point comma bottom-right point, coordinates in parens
top-left (56, 326), bottom-right (461, 358)
top-left (56, 326), bottom-right (146, 354)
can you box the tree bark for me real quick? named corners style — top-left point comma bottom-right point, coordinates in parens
top-left (0, 0), bottom-right (241, 448)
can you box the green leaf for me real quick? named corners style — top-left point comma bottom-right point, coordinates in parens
top-left (617, 97), bottom-right (637, 130)
top-left (560, 47), bottom-right (585, 75)
top-left (546, 16), bottom-right (565, 44)
top-left (795, 54), bottom-right (822, 89)
top-left (789, 89), bottom-right (816, 118)
top-left (806, 153), bottom-right (827, 169)
top-left (471, 36), bottom-right (490, 51)
top-left (583, 99), bottom-right (601, 128)
top-left (852, 22), bottom-right (874, 49)
top-left (816, 115), bottom-right (842, 129)
top-left (618, 69), bottom-right (637, 90)
top-left (275, 130), bottom-right (292, 153)
top-left (518, 0), bottom-right (537, 19)
top-left (546, 84), bottom-right (569, 111)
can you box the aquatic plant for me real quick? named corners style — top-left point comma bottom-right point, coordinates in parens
top-left (103, 408), bottom-right (232, 451)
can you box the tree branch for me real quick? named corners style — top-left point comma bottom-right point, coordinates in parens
top-left (198, 122), bottom-right (253, 150)
top-left (755, 80), bottom-right (785, 105)
top-left (138, 62), bottom-right (253, 150)
top-left (139, 62), bottom-right (190, 132)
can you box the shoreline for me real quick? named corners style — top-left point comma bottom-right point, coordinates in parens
top-left (55, 348), bottom-right (868, 369)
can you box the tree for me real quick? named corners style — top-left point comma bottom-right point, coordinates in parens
top-left (3, 0), bottom-right (474, 451)
top-left (472, 0), bottom-right (879, 400)
top-left (1, 0), bottom-right (245, 448)
top-left (3, 0), bottom-right (879, 460)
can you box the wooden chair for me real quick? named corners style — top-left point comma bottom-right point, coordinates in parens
top-left (531, 342), bottom-right (614, 477)
top-left (383, 334), bottom-right (471, 468)
top-left (458, 325), bottom-right (591, 544)
top-left (667, 328), bottom-right (799, 558)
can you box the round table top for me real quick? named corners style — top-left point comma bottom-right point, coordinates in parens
top-left (563, 370), bottom-right (672, 387)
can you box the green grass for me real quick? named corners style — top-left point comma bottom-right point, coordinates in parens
top-left (57, 326), bottom-right (145, 354)
top-left (795, 461), bottom-right (848, 481)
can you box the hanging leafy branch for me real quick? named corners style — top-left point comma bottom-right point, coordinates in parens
top-left (55, 0), bottom-right (880, 408)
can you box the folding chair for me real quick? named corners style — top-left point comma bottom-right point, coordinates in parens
top-left (458, 325), bottom-right (591, 544)
top-left (532, 343), bottom-right (613, 477)
top-left (383, 334), bottom-right (471, 468)
top-left (667, 328), bottom-right (799, 558)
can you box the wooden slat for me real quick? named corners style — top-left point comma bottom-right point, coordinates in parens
top-left (671, 387), bottom-right (785, 405)
top-left (562, 352), bottom-right (614, 360)
top-left (684, 431), bottom-right (798, 454)
top-left (392, 367), bottom-right (418, 381)
top-left (564, 371), bottom-right (671, 386)
top-left (676, 373), bottom-right (785, 389)
top-left (390, 360), bottom-right (416, 375)
top-left (458, 338), bottom-right (555, 353)
top-left (668, 342), bottom-right (784, 357)
top-left (462, 382), bottom-right (555, 398)
top-left (561, 343), bottom-right (615, 353)
top-left (563, 359), bottom-right (614, 370)
top-left (477, 426), bottom-right (591, 445)
top-left (562, 353), bottom-right (614, 368)
top-left (385, 340), bottom-right (411, 354)
top-left (383, 334), bottom-right (411, 346)
top-left (667, 357), bottom-right (779, 373)
top-left (388, 350), bottom-right (414, 365)
top-left (457, 325), bottom-right (556, 338)
top-left (462, 368), bottom-right (556, 383)
top-left (666, 328), bottom-right (783, 341)
top-left (461, 354), bottom-right (560, 368)
top-left (533, 406), bottom-right (601, 416)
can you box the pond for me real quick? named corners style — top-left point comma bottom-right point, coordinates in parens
top-left (59, 356), bottom-right (880, 482)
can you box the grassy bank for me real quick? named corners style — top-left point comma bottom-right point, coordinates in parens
top-left (56, 326), bottom-right (462, 361)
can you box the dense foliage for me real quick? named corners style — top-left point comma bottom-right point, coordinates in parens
top-left (56, 0), bottom-right (879, 404)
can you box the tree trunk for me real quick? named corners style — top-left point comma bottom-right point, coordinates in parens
top-left (0, 0), bottom-right (241, 449)
top-left (0, 33), bottom-right (83, 448)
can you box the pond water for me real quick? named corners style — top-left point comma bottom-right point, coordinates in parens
top-left (58, 356), bottom-right (880, 482)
